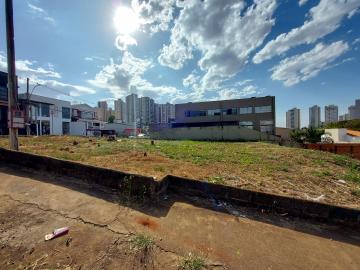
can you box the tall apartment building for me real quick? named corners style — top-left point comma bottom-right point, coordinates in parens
top-left (324, 105), bottom-right (338, 124)
top-left (286, 108), bottom-right (300, 129)
top-left (139, 96), bottom-right (155, 127)
top-left (155, 103), bottom-right (175, 124)
top-left (126, 93), bottom-right (140, 125)
top-left (309, 105), bottom-right (321, 128)
top-left (348, 99), bottom-right (360, 120)
top-left (97, 101), bottom-right (108, 122)
top-left (114, 99), bottom-right (126, 123)
top-left (339, 113), bottom-right (350, 121)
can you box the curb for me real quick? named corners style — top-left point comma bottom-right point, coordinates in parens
top-left (0, 148), bottom-right (359, 227)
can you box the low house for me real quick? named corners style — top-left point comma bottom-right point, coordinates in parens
top-left (18, 94), bottom-right (71, 135)
top-left (71, 104), bottom-right (105, 136)
top-left (325, 128), bottom-right (360, 143)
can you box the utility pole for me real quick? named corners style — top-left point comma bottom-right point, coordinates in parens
top-left (26, 78), bottom-right (30, 136)
top-left (5, 0), bottom-right (19, 150)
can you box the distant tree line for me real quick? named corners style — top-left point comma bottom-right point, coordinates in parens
top-left (324, 119), bottom-right (360, 131)
top-left (290, 126), bottom-right (324, 144)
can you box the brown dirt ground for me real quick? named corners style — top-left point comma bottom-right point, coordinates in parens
top-left (1, 136), bottom-right (360, 209)
top-left (1, 166), bottom-right (360, 269)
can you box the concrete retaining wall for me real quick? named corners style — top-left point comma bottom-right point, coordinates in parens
top-left (150, 126), bottom-right (280, 142)
top-left (0, 148), bottom-right (359, 227)
top-left (0, 148), bottom-right (158, 198)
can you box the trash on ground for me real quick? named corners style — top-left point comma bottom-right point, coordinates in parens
top-left (305, 194), bottom-right (325, 202)
top-left (45, 227), bottom-right (69, 241)
top-left (337, 179), bottom-right (346, 184)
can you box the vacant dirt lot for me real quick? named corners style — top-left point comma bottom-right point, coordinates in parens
top-left (1, 166), bottom-right (360, 269)
top-left (0, 136), bottom-right (360, 209)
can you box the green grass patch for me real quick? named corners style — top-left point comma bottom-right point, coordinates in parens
top-left (178, 254), bottom-right (205, 270)
top-left (130, 234), bottom-right (153, 250)
top-left (312, 170), bottom-right (333, 178)
top-left (351, 189), bottom-right (360, 197)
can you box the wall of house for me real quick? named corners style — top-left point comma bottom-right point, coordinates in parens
top-left (325, 128), bottom-right (360, 143)
top-left (70, 122), bottom-right (87, 136)
top-left (150, 125), bottom-right (280, 142)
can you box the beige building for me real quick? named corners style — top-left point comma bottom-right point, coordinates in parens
top-left (97, 101), bottom-right (108, 122)
top-left (325, 105), bottom-right (338, 124)
top-left (114, 99), bottom-right (126, 123)
top-left (286, 107), bottom-right (300, 130)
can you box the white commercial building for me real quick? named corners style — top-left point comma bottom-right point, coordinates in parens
top-left (324, 105), bottom-right (338, 124)
top-left (18, 94), bottom-right (71, 135)
top-left (286, 108), bottom-right (300, 129)
top-left (309, 105), bottom-right (321, 128)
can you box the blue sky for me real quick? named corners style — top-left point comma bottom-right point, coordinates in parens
top-left (0, 0), bottom-right (359, 127)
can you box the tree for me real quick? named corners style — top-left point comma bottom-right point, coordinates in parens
top-left (325, 119), bottom-right (360, 131)
top-left (108, 115), bottom-right (115, 123)
top-left (290, 127), bottom-right (324, 144)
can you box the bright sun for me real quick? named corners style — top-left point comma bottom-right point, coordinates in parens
top-left (113, 6), bottom-right (140, 35)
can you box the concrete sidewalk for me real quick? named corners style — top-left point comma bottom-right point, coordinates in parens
top-left (0, 165), bottom-right (359, 269)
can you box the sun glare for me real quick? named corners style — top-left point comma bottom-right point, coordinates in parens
top-left (113, 6), bottom-right (140, 35)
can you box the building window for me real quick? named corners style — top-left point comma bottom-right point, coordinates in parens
top-left (62, 107), bottom-right (70, 119)
top-left (41, 104), bottom-right (50, 117)
top-left (239, 121), bottom-right (253, 129)
top-left (255, 105), bottom-right (272, 113)
top-left (239, 107), bottom-right (253, 114)
top-left (185, 110), bottom-right (207, 117)
top-left (221, 108), bottom-right (237, 115)
top-left (207, 109), bottom-right (221, 116)
top-left (260, 120), bottom-right (274, 133)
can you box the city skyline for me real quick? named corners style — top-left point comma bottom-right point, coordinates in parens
top-left (0, 1), bottom-right (360, 128)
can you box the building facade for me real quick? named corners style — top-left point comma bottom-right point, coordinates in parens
top-left (126, 93), bottom-right (140, 126)
top-left (139, 96), bottom-right (155, 127)
top-left (18, 94), bottom-right (71, 135)
top-left (71, 104), bottom-right (105, 136)
top-left (286, 108), bottom-right (300, 130)
top-left (97, 101), bottom-right (108, 122)
top-left (155, 103), bottom-right (175, 124)
top-left (339, 113), bottom-right (350, 121)
top-left (348, 99), bottom-right (360, 120)
top-left (114, 99), bottom-right (126, 123)
top-left (175, 96), bottom-right (276, 134)
top-left (324, 105), bottom-right (338, 124)
top-left (309, 105), bottom-right (321, 128)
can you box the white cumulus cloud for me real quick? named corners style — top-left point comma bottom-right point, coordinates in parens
top-left (253, 0), bottom-right (360, 64)
top-left (158, 0), bottom-right (277, 90)
top-left (132, 0), bottom-right (176, 33)
top-left (88, 52), bottom-right (179, 101)
top-left (270, 41), bottom-right (349, 86)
